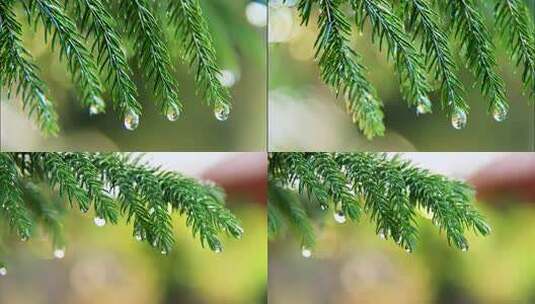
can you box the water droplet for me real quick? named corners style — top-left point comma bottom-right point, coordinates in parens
top-left (334, 202), bottom-right (346, 223)
top-left (492, 104), bottom-right (508, 122)
top-left (0, 267), bottom-right (6, 276)
top-left (54, 248), bottom-right (65, 259)
top-left (123, 110), bottom-right (140, 131)
top-left (405, 246), bottom-right (412, 253)
top-left (320, 203), bottom-right (328, 211)
top-left (301, 246), bottom-right (312, 258)
top-left (334, 210), bottom-right (346, 224)
top-left (460, 241), bottom-right (469, 252)
top-left (213, 244), bottom-right (223, 254)
top-left (80, 207), bottom-right (88, 213)
top-left (416, 96), bottom-right (432, 115)
top-left (378, 228), bottom-right (387, 240)
top-left (166, 105), bottom-right (180, 121)
top-left (451, 110), bottom-right (467, 130)
top-left (89, 96), bottom-right (105, 115)
top-left (161, 249), bottom-right (167, 255)
top-left (148, 207), bottom-right (155, 215)
top-left (134, 231), bottom-right (143, 241)
top-left (94, 216), bottom-right (106, 227)
top-left (20, 235), bottom-right (28, 242)
top-left (214, 104), bottom-right (230, 121)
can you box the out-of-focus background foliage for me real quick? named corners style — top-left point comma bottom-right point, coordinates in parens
top-left (269, 153), bottom-right (535, 304)
top-left (0, 153), bottom-right (267, 304)
top-left (269, 2), bottom-right (535, 151)
top-left (0, 1), bottom-right (267, 151)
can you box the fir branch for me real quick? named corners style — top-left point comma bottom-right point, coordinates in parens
top-left (158, 170), bottom-right (243, 251)
top-left (400, 0), bottom-right (468, 117)
top-left (0, 0), bottom-right (59, 135)
top-left (268, 199), bottom-right (286, 240)
top-left (24, 0), bottom-right (104, 111)
top-left (308, 153), bottom-right (361, 220)
top-left (445, 0), bottom-right (509, 120)
top-left (0, 152), bottom-right (243, 269)
top-left (168, 0), bottom-right (232, 118)
top-left (269, 184), bottom-right (316, 251)
top-left (336, 153), bottom-right (418, 252)
top-left (269, 153), bottom-right (329, 208)
top-left (67, 0), bottom-right (141, 117)
top-left (21, 181), bottom-right (66, 249)
top-left (269, 152), bottom-right (490, 253)
top-left (305, 0), bottom-right (385, 139)
top-left (494, 0), bottom-right (535, 101)
top-left (119, 0), bottom-right (182, 122)
top-left (0, 154), bottom-right (33, 241)
top-left (353, 0), bottom-right (431, 108)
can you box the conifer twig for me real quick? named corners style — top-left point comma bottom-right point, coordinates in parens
top-left (269, 152), bottom-right (490, 254)
top-left (167, 0), bottom-right (232, 119)
top-left (25, 0), bottom-right (104, 112)
top-left (302, 0), bottom-right (385, 139)
top-left (119, 0), bottom-right (182, 125)
top-left (445, 0), bottom-right (509, 121)
top-left (0, 0), bottom-right (59, 134)
top-left (0, 152), bottom-right (243, 270)
top-left (494, 0), bottom-right (535, 101)
top-left (353, 0), bottom-right (431, 109)
top-left (400, 0), bottom-right (468, 117)
top-left (68, 0), bottom-right (141, 117)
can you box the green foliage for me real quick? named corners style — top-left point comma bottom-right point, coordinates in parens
top-left (287, 0), bottom-right (535, 138)
top-left (0, 153), bottom-right (243, 269)
top-left (269, 152), bottom-right (491, 254)
top-left (0, 0), bottom-right (230, 134)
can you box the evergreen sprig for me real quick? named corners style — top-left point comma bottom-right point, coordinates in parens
top-left (300, 0), bottom-right (385, 139)
top-left (67, 0), bottom-right (141, 117)
top-left (0, 152), bottom-right (243, 271)
top-left (0, 0), bottom-right (60, 134)
top-left (400, 0), bottom-right (468, 117)
top-left (119, 0), bottom-right (181, 124)
top-left (285, 0), bottom-right (535, 137)
top-left (494, 0), bottom-right (535, 100)
top-left (353, 0), bottom-right (431, 109)
top-left (24, 0), bottom-right (105, 111)
top-left (0, 0), bottom-right (230, 134)
top-left (444, 0), bottom-right (509, 120)
top-left (269, 152), bottom-right (490, 254)
top-left (168, 0), bottom-right (232, 118)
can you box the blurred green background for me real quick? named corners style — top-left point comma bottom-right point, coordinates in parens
top-left (269, 2), bottom-right (535, 151)
top-left (0, 153), bottom-right (267, 304)
top-left (1, 1), bottom-right (266, 151)
top-left (269, 153), bottom-right (535, 304)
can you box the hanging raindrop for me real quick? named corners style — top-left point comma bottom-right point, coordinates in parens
top-left (333, 210), bottom-right (346, 224)
top-left (135, 233), bottom-right (142, 241)
top-left (405, 246), bottom-right (412, 253)
top-left (492, 104), bottom-right (508, 122)
top-left (0, 267), bottom-right (6, 276)
top-left (213, 244), bottom-right (223, 254)
top-left (89, 96), bottom-right (105, 115)
top-left (166, 105), bottom-right (180, 122)
top-left (460, 241), bottom-right (469, 252)
top-left (301, 246), bottom-right (312, 258)
top-left (334, 202), bottom-right (346, 224)
top-left (94, 216), bottom-right (106, 227)
top-left (416, 96), bottom-right (432, 115)
top-left (451, 109), bottom-right (467, 130)
top-left (54, 248), bottom-right (65, 259)
top-left (161, 249), bottom-right (167, 255)
top-left (214, 104), bottom-right (230, 121)
top-left (123, 110), bottom-right (140, 131)
top-left (378, 228), bottom-right (387, 240)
